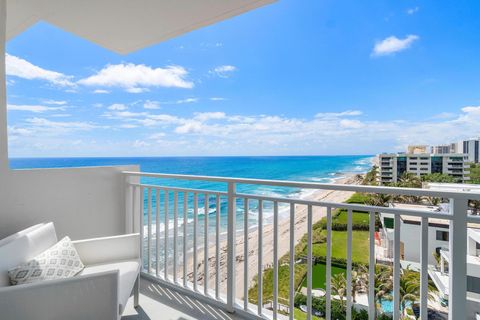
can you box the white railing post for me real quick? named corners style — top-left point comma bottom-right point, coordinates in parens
top-left (448, 197), bottom-right (468, 320)
top-left (227, 181), bottom-right (236, 313)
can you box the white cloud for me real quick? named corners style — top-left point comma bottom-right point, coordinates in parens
top-left (6, 54), bottom-right (74, 86)
top-left (126, 87), bottom-right (149, 94)
top-left (339, 119), bottom-right (364, 129)
top-left (210, 97), bottom-right (227, 101)
top-left (103, 110), bottom-right (148, 119)
top-left (78, 63), bottom-right (194, 92)
top-left (8, 104), bottom-right (65, 113)
top-left (149, 133), bottom-right (166, 140)
top-left (107, 103), bottom-right (128, 111)
top-left (174, 120), bottom-right (203, 134)
top-left (144, 100), bottom-right (161, 110)
top-left (176, 98), bottom-right (199, 104)
top-left (93, 89), bottom-right (110, 94)
top-left (8, 126), bottom-right (33, 136)
top-left (119, 124), bottom-right (138, 129)
top-left (432, 112), bottom-right (456, 119)
top-left (50, 114), bottom-right (72, 118)
top-left (406, 7), bottom-right (419, 15)
top-left (315, 110), bottom-right (363, 118)
top-left (211, 65), bottom-right (237, 78)
top-left (10, 102), bottom-right (480, 157)
top-left (25, 118), bottom-right (98, 133)
top-left (133, 140), bottom-right (150, 148)
top-left (372, 35), bottom-right (419, 56)
top-left (42, 99), bottom-right (67, 105)
top-left (194, 112), bottom-right (226, 121)
top-left (461, 106), bottom-right (480, 115)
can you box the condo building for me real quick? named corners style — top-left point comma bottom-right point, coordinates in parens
top-left (378, 152), bottom-right (470, 184)
top-left (430, 138), bottom-right (480, 163)
top-left (378, 202), bottom-right (480, 318)
top-left (431, 143), bottom-right (458, 155)
top-left (458, 139), bottom-right (480, 164)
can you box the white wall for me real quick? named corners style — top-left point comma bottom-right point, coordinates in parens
top-left (380, 213), bottom-right (449, 265)
top-left (0, 165), bottom-right (139, 240)
top-left (400, 221), bottom-right (449, 265)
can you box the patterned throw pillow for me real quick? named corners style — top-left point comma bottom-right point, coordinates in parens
top-left (8, 236), bottom-right (84, 286)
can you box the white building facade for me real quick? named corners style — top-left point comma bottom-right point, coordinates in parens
top-left (378, 153), bottom-right (470, 184)
top-left (379, 202), bottom-right (480, 319)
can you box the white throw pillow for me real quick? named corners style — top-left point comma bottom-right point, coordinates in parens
top-left (8, 236), bottom-right (84, 286)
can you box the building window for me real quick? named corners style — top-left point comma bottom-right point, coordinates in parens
top-left (467, 276), bottom-right (480, 294)
top-left (383, 217), bottom-right (394, 229)
top-left (436, 231), bottom-right (449, 241)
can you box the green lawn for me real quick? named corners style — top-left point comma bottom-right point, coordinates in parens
top-left (345, 192), bottom-right (371, 204)
top-left (334, 210), bottom-right (369, 225)
top-left (248, 263), bottom-right (307, 304)
top-left (301, 263), bottom-right (346, 289)
top-left (293, 308), bottom-right (323, 320)
top-left (316, 193), bottom-right (371, 228)
top-left (309, 230), bottom-right (370, 264)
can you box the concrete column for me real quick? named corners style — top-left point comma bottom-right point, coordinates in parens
top-left (0, 0), bottom-right (7, 173)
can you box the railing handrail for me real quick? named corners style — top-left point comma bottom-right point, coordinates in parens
top-left (123, 170), bottom-right (480, 200)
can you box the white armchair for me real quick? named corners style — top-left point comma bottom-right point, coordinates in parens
top-left (0, 222), bottom-right (140, 320)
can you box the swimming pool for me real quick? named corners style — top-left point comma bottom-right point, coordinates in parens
top-left (380, 299), bottom-right (412, 314)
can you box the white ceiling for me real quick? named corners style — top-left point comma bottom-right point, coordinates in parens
top-left (6, 0), bottom-right (275, 54)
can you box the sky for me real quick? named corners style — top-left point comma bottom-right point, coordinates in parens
top-left (5, 0), bottom-right (480, 157)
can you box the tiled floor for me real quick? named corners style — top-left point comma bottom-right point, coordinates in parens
top-left (122, 277), bottom-right (246, 320)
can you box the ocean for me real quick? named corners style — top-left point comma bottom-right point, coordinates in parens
top-left (10, 155), bottom-right (373, 188)
top-left (10, 156), bottom-right (373, 236)
top-left (10, 156), bottom-right (374, 262)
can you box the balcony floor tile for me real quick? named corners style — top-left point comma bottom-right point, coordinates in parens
top-left (122, 277), bottom-right (246, 320)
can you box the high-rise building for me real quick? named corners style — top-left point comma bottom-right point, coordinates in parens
top-left (378, 152), bottom-right (470, 184)
top-left (407, 145), bottom-right (429, 154)
top-left (431, 143), bottom-right (457, 154)
top-left (457, 139), bottom-right (480, 163)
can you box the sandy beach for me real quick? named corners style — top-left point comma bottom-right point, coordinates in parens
top-left (185, 173), bottom-right (365, 299)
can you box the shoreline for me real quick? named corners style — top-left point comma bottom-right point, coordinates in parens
top-left (186, 172), bottom-right (365, 298)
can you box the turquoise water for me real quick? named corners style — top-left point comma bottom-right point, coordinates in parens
top-left (10, 155), bottom-right (373, 231)
top-left (380, 299), bottom-right (412, 314)
top-left (10, 156), bottom-right (373, 265)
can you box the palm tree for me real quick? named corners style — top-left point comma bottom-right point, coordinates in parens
top-left (366, 193), bottom-right (392, 207)
top-left (363, 165), bottom-right (379, 186)
top-left (331, 273), bottom-right (347, 308)
top-left (469, 200), bottom-right (480, 215)
top-left (398, 173), bottom-right (422, 188)
top-left (380, 267), bottom-right (437, 314)
top-left (427, 197), bottom-right (441, 206)
top-left (347, 265), bottom-right (374, 303)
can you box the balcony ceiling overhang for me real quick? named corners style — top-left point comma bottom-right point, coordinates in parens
top-left (6, 0), bottom-right (275, 54)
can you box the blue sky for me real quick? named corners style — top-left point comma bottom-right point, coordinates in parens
top-left (6, 0), bottom-right (480, 157)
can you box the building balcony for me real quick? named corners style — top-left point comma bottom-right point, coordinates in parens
top-left (2, 168), bottom-right (480, 320)
top-left (122, 171), bottom-right (480, 320)
top-left (121, 277), bottom-right (246, 320)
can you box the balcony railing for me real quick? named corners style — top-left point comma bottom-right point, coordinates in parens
top-left (123, 171), bottom-right (480, 320)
